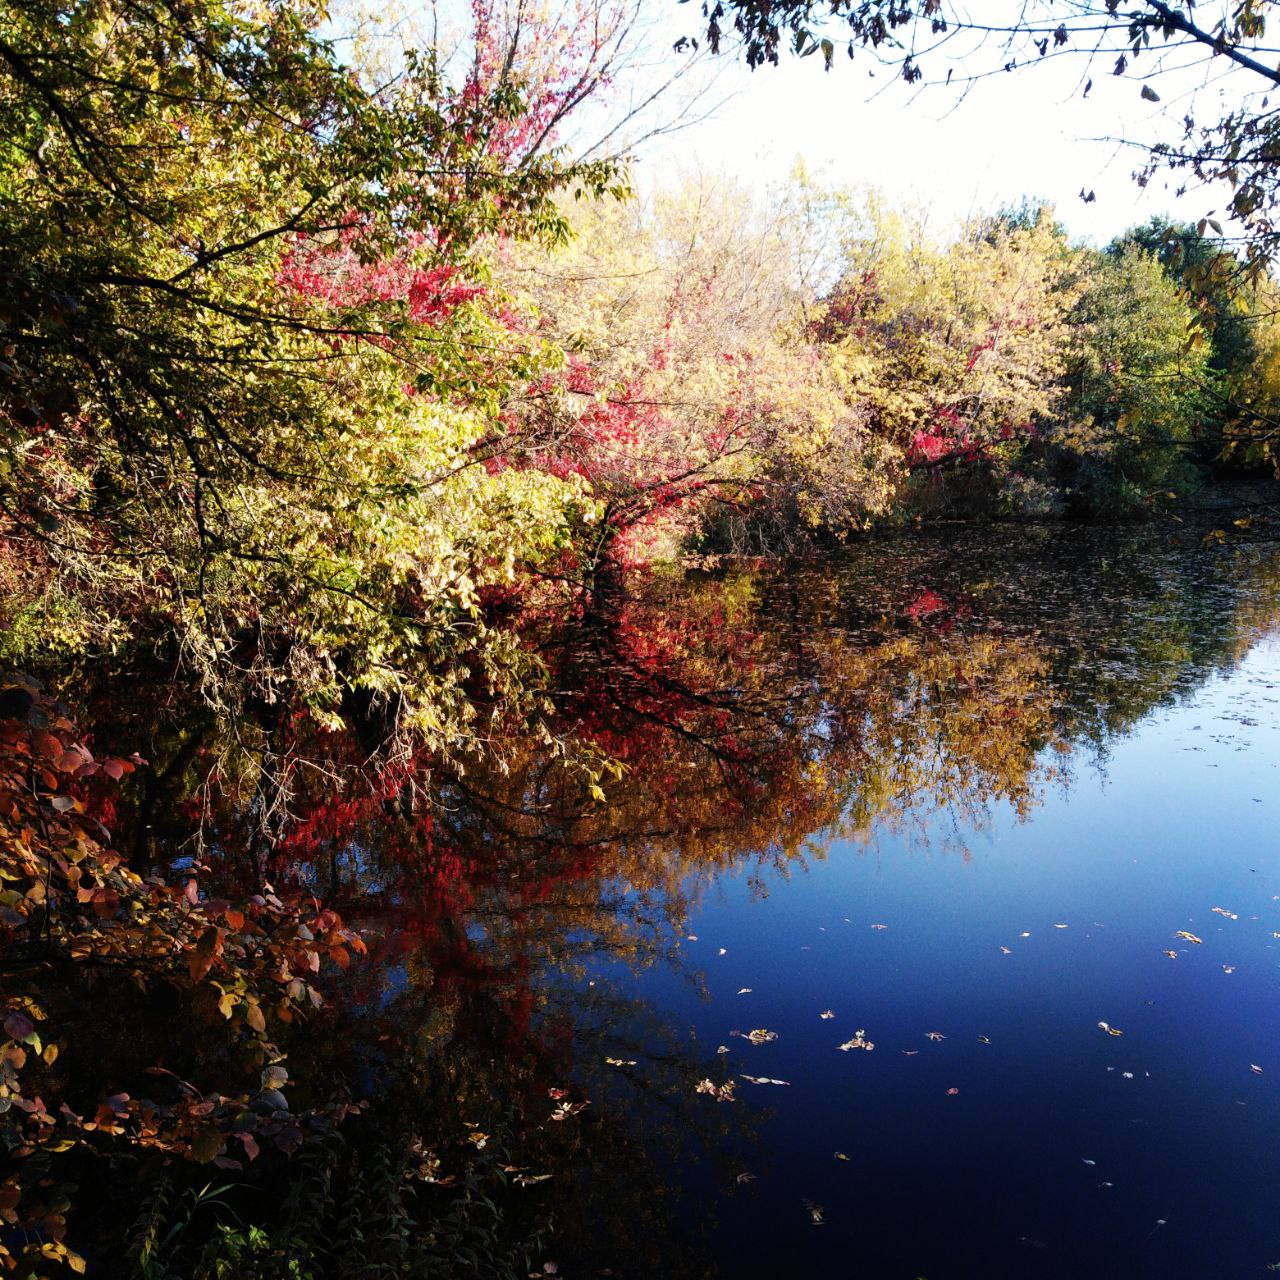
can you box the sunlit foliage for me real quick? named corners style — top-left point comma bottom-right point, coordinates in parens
top-left (0, 0), bottom-right (619, 761)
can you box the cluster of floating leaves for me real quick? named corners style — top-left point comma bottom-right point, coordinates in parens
top-left (680, 815), bottom-right (1279, 1252)
top-left (836, 1030), bottom-right (874, 1052)
top-left (695, 1078), bottom-right (737, 1103)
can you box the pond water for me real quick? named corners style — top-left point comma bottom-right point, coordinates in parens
top-left (609, 594), bottom-right (1280, 1279)
top-left (34, 525), bottom-right (1280, 1278)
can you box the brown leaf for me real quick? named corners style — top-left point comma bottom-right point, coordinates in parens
top-left (188, 926), bottom-right (220, 983)
top-left (4, 1012), bottom-right (35, 1042)
top-left (191, 1130), bottom-right (222, 1164)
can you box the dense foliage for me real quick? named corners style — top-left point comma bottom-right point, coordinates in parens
top-left (504, 178), bottom-right (1278, 546)
top-left (0, 0), bottom-right (623, 759)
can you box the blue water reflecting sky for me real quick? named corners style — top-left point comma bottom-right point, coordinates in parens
top-left (589, 635), bottom-right (1280, 1278)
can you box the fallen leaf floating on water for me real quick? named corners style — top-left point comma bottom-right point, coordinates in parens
top-left (718, 948), bottom-right (727, 956)
top-left (1054, 924), bottom-right (1069, 929)
top-left (686, 935), bottom-right (698, 942)
top-left (870, 923), bottom-right (888, 931)
top-left (739, 1074), bottom-right (790, 1086)
top-left (1163, 950), bottom-right (1179, 959)
top-left (978, 1035), bottom-right (991, 1045)
top-left (837, 1029), bottom-right (875, 1052)
top-left (515, 1173), bottom-right (553, 1187)
top-left (1122, 1072), bottom-right (1134, 1079)
top-left (736, 988), bottom-right (752, 995)
top-left (695, 1079), bottom-right (737, 1102)
top-left (803, 1199), bottom-right (824, 1226)
top-left (716, 1045), bottom-right (730, 1055)
top-left (1081, 1159), bottom-right (1097, 1166)
top-left (1175, 931), bottom-right (1203, 944)
top-left (833, 1152), bottom-right (851, 1161)
top-left (1097, 1021), bottom-right (1124, 1037)
top-left (819, 1010), bottom-right (835, 1020)
top-left (1251, 1064), bottom-right (1264, 1074)
top-left (733, 1028), bottom-right (778, 1045)
top-left (945, 1088), bottom-right (960, 1096)
top-left (1211, 907), bottom-right (1239, 920)
top-left (1222, 964), bottom-right (1236, 974)
top-left (924, 1031), bottom-right (946, 1042)
top-left (736, 1172), bottom-right (756, 1184)
top-left (901, 1049), bottom-right (919, 1056)
top-left (604, 1057), bottom-right (636, 1067)
top-left (1020, 931), bottom-right (1032, 938)
top-left (1000, 946), bottom-right (1013, 954)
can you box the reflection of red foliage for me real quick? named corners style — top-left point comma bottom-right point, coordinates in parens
top-left (904, 587), bottom-right (971, 635)
top-left (905, 589), bottom-right (947, 620)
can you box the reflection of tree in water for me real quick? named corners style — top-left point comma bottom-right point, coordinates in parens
top-left (11, 529), bottom-right (1280, 1276)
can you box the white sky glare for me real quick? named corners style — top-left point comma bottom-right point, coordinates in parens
top-left (632, 1), bottom-right (1247, 245)
top-left (336, 0), bottom-right (1253, 246)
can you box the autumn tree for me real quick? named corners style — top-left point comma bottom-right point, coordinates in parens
top-left (1046, 242), bottom-right (1210, 511)
top-left (498, 175), bottom-right (894, 558)
top-left (806, 193), bottom-right (1079, 511)
top-left (0, 0), bottom-right (623, 774)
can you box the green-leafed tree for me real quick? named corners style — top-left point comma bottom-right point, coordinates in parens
top-left (0, 0), bottom-right (620, 762)
top-left (1048, 244), bottom-right (1210, 512)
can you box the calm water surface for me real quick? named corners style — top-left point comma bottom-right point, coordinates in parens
top-left (75, 527), bottom-right (1280, 1278)
top-left (610, 616), bottom-right (1280, 1280)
